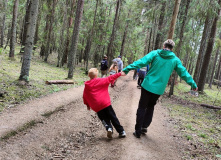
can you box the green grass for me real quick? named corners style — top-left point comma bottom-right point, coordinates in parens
top-left (163, 81), bottom-right (221, 159)
top-left (0, 47), bottom-right (89, 111)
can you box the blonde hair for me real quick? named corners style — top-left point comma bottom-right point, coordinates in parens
top-left (88, 68), bottom-right (98, 79)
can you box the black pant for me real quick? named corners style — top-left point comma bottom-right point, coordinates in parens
top-left (135, 88), bottom-right (160, 135)
top-left (97, 105), bottom-right (124, 133)
top-left (137, 77), bottom-right (144, 86)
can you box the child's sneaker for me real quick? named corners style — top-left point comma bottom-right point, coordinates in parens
top-left (119, 131), bottom-right (126, 138)
top-left (107, 128), bottom-right (113, 138)
top-left (141, 128), bottom-right (147, 134)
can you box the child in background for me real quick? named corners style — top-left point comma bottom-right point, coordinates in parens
top-left (83, 68), bottom-right (126, 138)
top-left (137, 65), bottom-right (149, 89)
top-left (109, 61), bottom-right (118, 87)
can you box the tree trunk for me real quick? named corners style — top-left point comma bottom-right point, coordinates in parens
top-left (61, 0), bottom-right (75, 67)
top-left (120, 10), bottom-right (130, 58)
top-left (198, 0), bottom-right (221, 92)
top-left (216, 54), bottom-right (221, 80)
top-left (9, 0), bottom-right (19, 58)
top-left (168, 0), bottom-right (181, 97)
top-left (167, 0), bottom-right (181, 39)
top-left (67, 0), bottom-right (84, 78)
top-left (20, 0), bottom-right (31, 54)
top-left (175, 0), bottom-right (191, 57)
top-left (107, 0), bottom-right (120, 66)
top-left (143, 29), bottom-right (149, 55)
top-left (19, 0), bottom-right (39, 82)
top-left (209, 43), bottom-right (220, 88)
top-left (193, 11), bottom-right (213, 84)
top-left (84, 0), bottom-right (99, 73)
top-left (154, 2), bottom-right (166, 50)
top-left (44, 0), bottom-right (57, 62)
top-left (148, 28), bottom-right (152, 53)
top-left (0, 0), bottom-right (7, 48)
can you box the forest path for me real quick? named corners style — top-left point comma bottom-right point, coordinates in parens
top-left (0, 72), bottom-right (182, 160)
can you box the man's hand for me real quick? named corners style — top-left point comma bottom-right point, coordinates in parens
top-left (87, 106), bottom-right (90, 110)
top-left (121, 71), bottom-right (126, 76)
top-left (193, 87), bottom-right (198, 91)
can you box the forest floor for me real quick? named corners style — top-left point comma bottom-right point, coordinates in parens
top-left (0, 72), bottom-right (186, 160)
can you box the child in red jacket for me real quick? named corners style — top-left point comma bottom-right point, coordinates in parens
top-left (83, 68), bottom-right (126, 138)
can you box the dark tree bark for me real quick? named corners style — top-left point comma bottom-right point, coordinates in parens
top-left (107, 0), bottom-right (120, 66)
top-left (175, 0), bottom-right (191, 57)
top-left (19, 0), bottom-right (39, 82)
top-left (148, 28), bottom-right (152, 53)
top-left (209, 37), bottom-right (220, 88)
top-left (216, 54), bottom-right (221, 80)
top-left (120, 10), bottom-right (130, 58)
top-left (0, 0), bottom-right (7, 48)
top-left (68, 0), bottom-right (84, 78)
top-left (154, 2), bottom-right (166, 50)
top-left (193, 11), bottom-right (213, 84)
top-left (9, 0), bottom-right (19, 58)
top-left (198, 0), bottom-right (221, 92)
top-left (20, 0), bottom-right (31, 54)
top-left (61, 0), bottom-right (76, 66)
top-left (143, 29), bottom-right (149, 55)
top-left (84, 0), bottom-right (99, 73)
top-left (44, 0), bottom-right (57, 62)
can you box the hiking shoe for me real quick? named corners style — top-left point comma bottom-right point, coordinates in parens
top-left (141, 128), bottom-right (147, 134)
top-left (107, 128), bottom-right (113, 138)
top-left (133, 132), bottom-right (140, 138)
top-left (119, 131), bottom-right (126, 138)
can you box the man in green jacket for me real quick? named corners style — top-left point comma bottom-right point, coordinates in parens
top-left (122, 39), bottom-right (198, 138)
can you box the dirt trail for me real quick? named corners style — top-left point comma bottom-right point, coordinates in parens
top-left (0, 72), bottom-right (182, 160)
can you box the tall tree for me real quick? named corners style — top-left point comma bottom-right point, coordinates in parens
top-left (193, 9), bottom-right (213, 84)
top-left (68, 0), bottom-right (84, 78)
top-left (0, 0), bottom-right (8, 48)
top-left (19, 0), bottom-right (39, 82)
top-left (167, 0), bottom-right (181, 97)
top-left (198, 0), bottom-right (221, 92)
top-left (9, 0), bottom-right (19, 58)
top-left (107, 0), bottom-right (120, 65)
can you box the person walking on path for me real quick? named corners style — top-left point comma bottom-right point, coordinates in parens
top-left (121, 39), bottom-right (198, 138)
top-left (83, 68), bottom-right (126, 138)
top-left (109, 60), bottom-right (118, 87)
top-left (100, 55), bottom-right (108, 77)
top-left (113, 56), bottom-right (123, 72)
top-left (137, 65), bottom-right (149, 89)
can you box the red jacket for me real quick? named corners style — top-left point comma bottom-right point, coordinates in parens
top-left (83, 73), bottom-right (121, 112)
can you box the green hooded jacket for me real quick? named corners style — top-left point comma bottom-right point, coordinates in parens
top-left (123, 49), bottom-right (197, 95)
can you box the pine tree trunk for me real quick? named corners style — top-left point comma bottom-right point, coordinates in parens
top-left (20, 0), bottom-right (31, 54)
top-left (61, 0), bottom-right (75, 66)
top-left (143, 29), bottom-right (149, 55)
top-left (148, 28), bottom-right (152, 53)
top-left (209, 44), bottom-right (220, 88)
top-left (198, 0), bottom-right (221, 92)
top-left (175, 0), bottom-right (191, 57)
top-left (167, 0), bottom-right (181, 39)
top-left (68, 0), bottom-right (84, 78)
top-left (120, 11), bottom-right (130, 58)
top-left (19, 0), bottom-right (39, 82)
top-left (154, 2), bottom-right (166, 50)
top-left (44, 0), bottom-right (57, 62)
top-left (193, 11), bottom-right (213, 83)
top-left (84, 0), bottom-right (99, 73)
top-left (107, 0), bottom-right (120, 65)
top-left (216, 54), bottom-right (221, 80)
top-left (0, 0), bottom-right (7, 48)
top-left (9, 0), bottom-right (19, 58)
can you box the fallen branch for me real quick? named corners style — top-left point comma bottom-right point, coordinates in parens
top-left (200, 104), bottom-right (221, 110)
top-left (45, 80), bottom-right (77, 85)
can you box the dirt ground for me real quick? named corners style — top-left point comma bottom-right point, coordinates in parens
top-left (0, 72), bottom-right (183, 160)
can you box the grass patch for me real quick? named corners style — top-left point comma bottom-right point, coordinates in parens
top-left (0, 47), bottom-right (89, 111)
top-left (0, 120), bottom-right (38, 141)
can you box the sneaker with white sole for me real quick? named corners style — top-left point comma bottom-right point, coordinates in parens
top-left (107, 128), bottom-right (113, 138)
top-left (119, 131), bottom-right (126, 138)
top-left (141, 128), bottom-right (147, 134)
